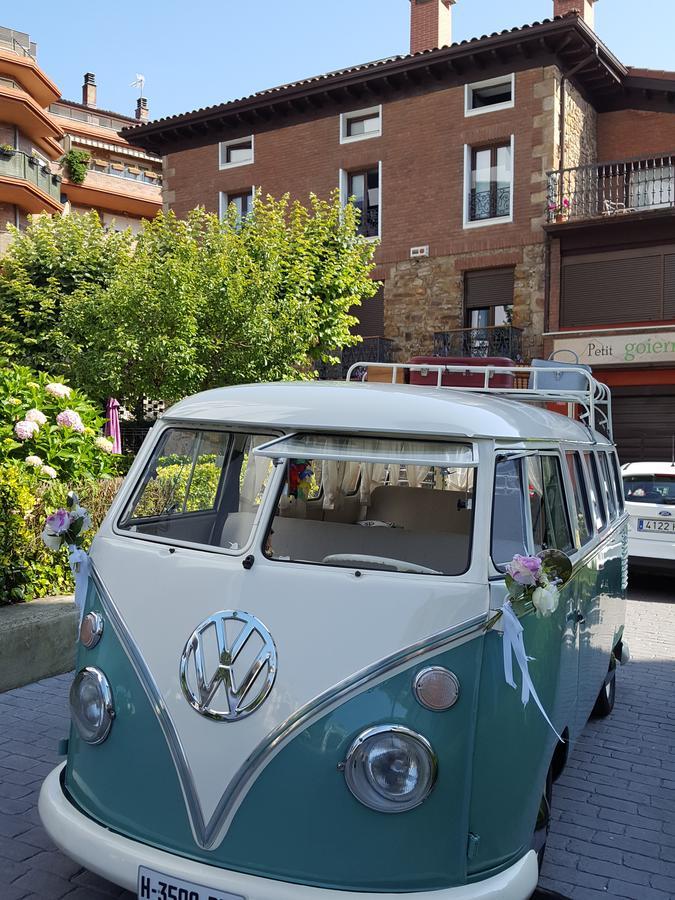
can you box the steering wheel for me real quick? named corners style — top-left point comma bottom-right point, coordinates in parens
top-left (321, 553), bottom-right (441, 575)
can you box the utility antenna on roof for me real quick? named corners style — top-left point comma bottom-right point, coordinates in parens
top-left (130, 73), bottom-right (145, 98)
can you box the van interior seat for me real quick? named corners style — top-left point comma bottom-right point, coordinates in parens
top-left (366, 485), bottom-right (468, 533)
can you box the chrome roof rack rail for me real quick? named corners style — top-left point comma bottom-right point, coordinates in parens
top-left (345, 362), bottom-right (613, 441)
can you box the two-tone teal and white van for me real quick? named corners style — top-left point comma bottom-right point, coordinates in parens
top-left (39, 362), bottom-right (629, 900)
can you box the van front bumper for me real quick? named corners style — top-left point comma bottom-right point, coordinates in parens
top-left (40, 764), bottom-right (539, 900)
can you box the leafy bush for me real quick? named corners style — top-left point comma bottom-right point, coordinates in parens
top-left (62, 149), bottom-right (91, 185)
top-left (0, 466), bottom-right (123, 605)
top-left (1, 364), bottom-right (118, 482)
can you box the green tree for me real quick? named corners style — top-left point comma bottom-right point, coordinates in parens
top-left (60, 193), bottom-right (378, 407)
top-left (0, 211), bottom-right (132, 371)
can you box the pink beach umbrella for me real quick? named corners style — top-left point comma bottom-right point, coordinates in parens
top-left (104, 398), bottom-right (121, 454)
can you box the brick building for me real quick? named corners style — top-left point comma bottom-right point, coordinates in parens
top-left (125, 1), bottom-right (675, 461)
top-left (0, 26), bottom-right (161, 253)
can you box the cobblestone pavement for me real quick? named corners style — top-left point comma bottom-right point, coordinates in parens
top-left (0, 572), bottom-right (672, 899)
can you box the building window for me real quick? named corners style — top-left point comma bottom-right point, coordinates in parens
top-left (463, 267), bottom-right (515, 356)
top-left (219, 189), bottom-right (254, 222)
top-left (465, 75), bottom-right (515, 116)
top-left (340, 165), bottom-right (381, 239)
top-left (464, 139), bottom-right (514, 228)
top-left (219, 136), bottom-right (254, 169)
top-left (340, 106), bottom-right (382, 144)
top-left (629, 162), bottom-right (675, 210)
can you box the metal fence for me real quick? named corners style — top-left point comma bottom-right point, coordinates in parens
top-left (316, 337), bottom-right (394, 380)
top-left (434, 326), bottom-right (523, 360)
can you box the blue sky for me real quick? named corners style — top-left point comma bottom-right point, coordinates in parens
top-left (8, 1), bottom-right (675, 121)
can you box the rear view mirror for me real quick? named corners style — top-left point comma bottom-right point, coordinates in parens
top-left (538, 549), bottom-right (573, 586)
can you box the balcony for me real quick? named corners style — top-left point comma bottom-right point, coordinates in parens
top-left (433, 326), bottom-right (523, 361)
top-left (316, 337), bottom-right (394, 380)
top-left (547, 154), bottom-right (675, 224)
top-left (0, 148), bottom-right (62, 212)
top-left (89, 159), bottom-right (161, 186)
top-left (468, 186), bottom-right (511, 222)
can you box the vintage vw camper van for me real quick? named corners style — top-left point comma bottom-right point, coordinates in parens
top-left (40, 363), bottom-right (628, 900)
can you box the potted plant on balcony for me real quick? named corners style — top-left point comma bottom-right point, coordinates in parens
top-left (28, 153), bottom-right (39, 168)
top-left (61, 149), bottom-right (91, 185)
top-left (548, 197), bottom-right (571, 223)
top-left (0, 143), bottom-right (15, 158)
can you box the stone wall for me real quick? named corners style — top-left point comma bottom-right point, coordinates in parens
top-left (561, 77), bottom-right (597, 170)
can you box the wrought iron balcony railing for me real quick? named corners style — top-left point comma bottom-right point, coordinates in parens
top-left (548, 154), bottom-right (675, 223)
top-left (316, 337), bottom-right (393, 380)
top-left (0, 149), bottom-right (61, 202)
top-left (434, 326), bottom-right (523, 361)
top-left (468, 186), bottom-right (511, 222)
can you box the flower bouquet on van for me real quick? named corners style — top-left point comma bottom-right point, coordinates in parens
top-left (485, 551), bottom-right (567, 632)
top-left (41, 492), bottom-right (91, 621)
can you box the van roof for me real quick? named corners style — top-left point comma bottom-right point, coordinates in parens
top-left (622, 461), bottom-right (675, 475)
top-left (163, 381), bottom-right (610, 444)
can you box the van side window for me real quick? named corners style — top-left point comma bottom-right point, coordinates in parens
top-left (492, 456), bottom-right (529, 568)
top-left (566, 451), bottom-right (592, 546)
top-left (583, 452), bottom-right (607, 532)
top-left (610, 453), bottom-right (625, 513)
top-left (599, 452), bottom-right (617, 520)
top-left (528, 455), bottom-right (574, 554)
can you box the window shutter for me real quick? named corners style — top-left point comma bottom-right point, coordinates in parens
top-left (561, 253), bottom-right (663, 326)
top-left (351, 284), bottom-right (384, 337)
top-left (664, 254), bottom-right (675, 319)
top-left (465, 267), bottom-right (514, 309)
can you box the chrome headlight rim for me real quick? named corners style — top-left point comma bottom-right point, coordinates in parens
top-left (70, 666), bottom-right (115, 745)
top-left (79, 612), bottom-right (104, 649)
top-left (343, 724), bottom-right (438, 814)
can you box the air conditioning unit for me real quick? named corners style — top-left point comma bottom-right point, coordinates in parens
top-left (410, 245), bottom-right (429, 259)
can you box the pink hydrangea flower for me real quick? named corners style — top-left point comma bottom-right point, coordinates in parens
top-left (45, 382), bottom-right (72, 399)
top-left (40, 465), bottom-right (57, 479)
top-left (25, 408), bottom-right (47, 425)
top-left (56, 409), bottom-right (85, 433)
top-left (14, 419), bottom-right (39, 441)
top-left (506, 554), bottom-right (543, 586)
top-left (25, 455), bottom-right (43, 467)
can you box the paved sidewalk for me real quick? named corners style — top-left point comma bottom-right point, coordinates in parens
top-left (0, 573), bottom-right (672, 899)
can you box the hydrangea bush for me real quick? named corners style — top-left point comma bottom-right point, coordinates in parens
top-left (1, 364), bottom-right (117, 482)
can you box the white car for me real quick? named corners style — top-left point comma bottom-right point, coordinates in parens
top-left (622, 462), bottom-right (675, 571)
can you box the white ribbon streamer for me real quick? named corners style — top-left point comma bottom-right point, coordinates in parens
top-left (67, 545), bottom-right (90, 626)
top-left (501, 601), bottom-right (564, 743)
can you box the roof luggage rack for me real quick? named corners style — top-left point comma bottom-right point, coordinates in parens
top-left (346, 361), bottom-right (613, 441)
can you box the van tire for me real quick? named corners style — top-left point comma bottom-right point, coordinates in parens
top-left (592, 670), bottom-right (616, 718)
top-left (534, 767), bottom-right (553, 871)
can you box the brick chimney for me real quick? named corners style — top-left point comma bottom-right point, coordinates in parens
top-left (82, 72), bottom-right (96, 108)
top-left (135, 97), bottom-right (149, 122)
top-left (553, 0), bottom-right (598, 30)
top-left (410, 0), bottom-right (456, 54)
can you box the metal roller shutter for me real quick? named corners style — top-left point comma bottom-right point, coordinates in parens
top-left (465, 267), bottom-right (515, 309)
top-left (352, 283), bottom-right (384, 337)
top-left (562, 254), bottom-right (662, 326)
top-left (613, 392), bottom-right (675, 463)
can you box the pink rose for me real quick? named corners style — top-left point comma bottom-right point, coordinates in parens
top-left (507, 554), bottom-right (543, 586)
top-left (45, 508), bottom-right (72, 535)
top-left (14, 420), bottom-right (39, 440)
top-left (56, 409), bottom-right (85, 433)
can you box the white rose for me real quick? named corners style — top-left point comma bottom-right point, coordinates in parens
top-left (41, 527), bottom-right (62, 551)
top-left (532, 583), bottom-right (560, 618)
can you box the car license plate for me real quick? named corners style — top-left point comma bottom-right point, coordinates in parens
top-left (138, 866), bottom-right (244, 900)
top-left (638, 518), bottom-right (675, 533)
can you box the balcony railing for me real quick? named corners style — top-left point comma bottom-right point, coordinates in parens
top-left (89, 159), bottom-right (162, 186)
top-left (434, 326), bottom-right (523, 361)
top-left (468, 186), bottom-right (511, 222)
top-left (548, 154), bottom-right (675, 223)
top-left (0, 149), bottom-right (61, 202)
top-left (316, 337), bottom-right (394, 380)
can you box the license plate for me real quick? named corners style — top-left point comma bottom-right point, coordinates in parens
top-left (638, 518), bottom-right (675, 533)
top-left (138, 866), bottom-right (244, 900)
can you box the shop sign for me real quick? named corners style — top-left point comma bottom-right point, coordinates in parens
top-left (553, 331), bottom-right (675, 366)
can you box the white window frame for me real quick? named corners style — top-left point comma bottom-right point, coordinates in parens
top-left (339, 105), bottom-right (382, 145)
top-left (218, 135), bottom-right (255, 170)
top-left (219, 187), bottom-right (256, 221)
top-left (462, 136), bottom-right (515, 231)
top-left (339, 162), bottom-right (382, 242)
top-left (464, 74), bottom-right (515, 118)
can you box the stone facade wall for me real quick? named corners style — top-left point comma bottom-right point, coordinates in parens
top-left (561, 78), bottom-right (597, 169)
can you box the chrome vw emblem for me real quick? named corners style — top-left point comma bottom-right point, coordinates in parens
top-left (179, 611), bottom-right (277, 721)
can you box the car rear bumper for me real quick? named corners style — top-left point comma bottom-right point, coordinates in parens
top-left (40, 763), bottom-right (539, 900)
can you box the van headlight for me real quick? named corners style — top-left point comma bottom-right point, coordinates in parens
top-left (343, 725), bottom-right (437, 813)
top-left (70, 667), bottom-right (115, 745)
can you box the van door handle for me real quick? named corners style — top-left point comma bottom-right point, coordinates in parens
top-left (575, 611), bottom-right (585, 625)
top-left (567, 610), bottom-right (585, 626)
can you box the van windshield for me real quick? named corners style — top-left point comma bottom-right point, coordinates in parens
top-left (118, 428), bottom-right (276, 549)
top-left (624, 473), bottom-right (675, 505)
top-left (257, 435), bottom-right (476, 576)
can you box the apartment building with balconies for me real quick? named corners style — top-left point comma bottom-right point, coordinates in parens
top-left (0, 26), bottom-right (162, 251)
top-left (124, 1), bottom-right (675, 461)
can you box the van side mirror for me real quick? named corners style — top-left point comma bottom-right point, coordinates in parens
top-left (538, 549), bottom-right (573, 586)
